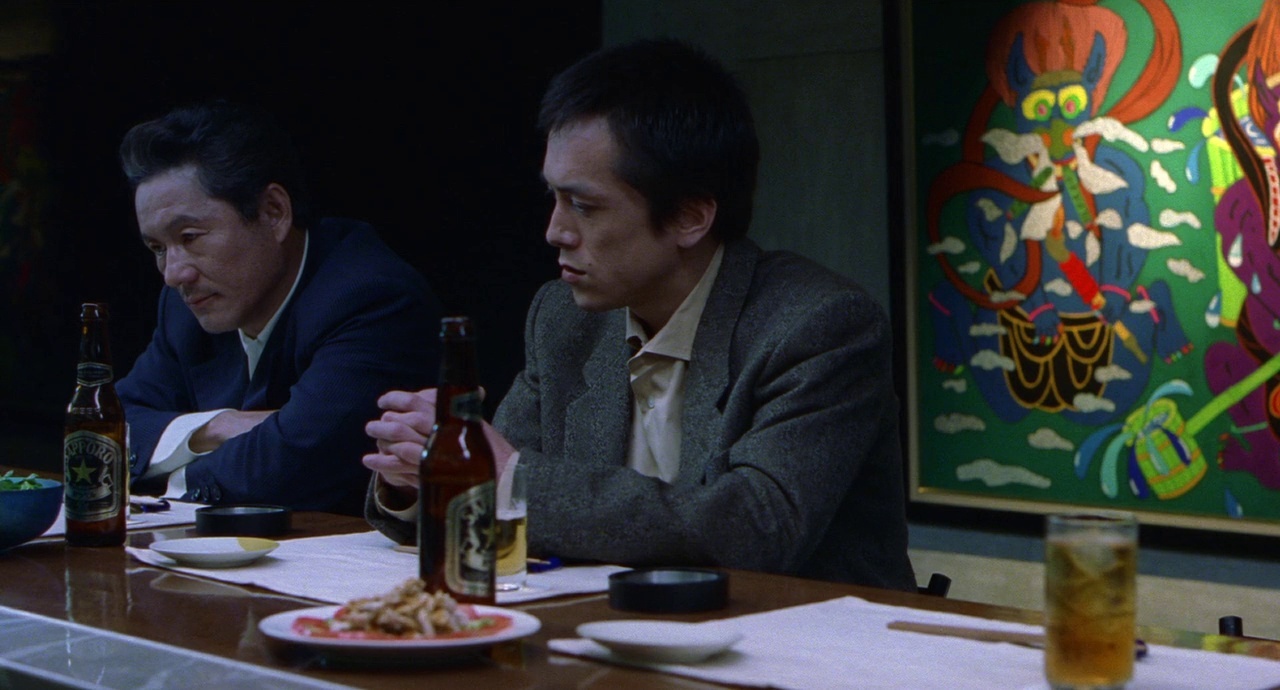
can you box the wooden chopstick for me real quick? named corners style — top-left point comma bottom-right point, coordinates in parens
top-left (888, 621), bottom-right (1149, 658)
top-left (887, 621), bottom-right (1046, 649)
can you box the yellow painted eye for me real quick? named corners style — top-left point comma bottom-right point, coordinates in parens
top-left (1058, 85), bottom-right (1089, 118)
top-left (1021, 89), bottom-right (1056, 121)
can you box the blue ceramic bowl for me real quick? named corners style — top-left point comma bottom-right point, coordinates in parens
top-left (0, 478), bottom-right (63, 551)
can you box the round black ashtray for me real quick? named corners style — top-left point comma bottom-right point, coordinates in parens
top-left (608, 567), bottom-right (729, 613)
top-left (195, 505), bottom-right (292, 537)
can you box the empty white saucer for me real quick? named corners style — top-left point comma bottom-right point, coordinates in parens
top-left (576, 620), bottom-right (742, 663)
top-left (148, 536), bottom-right (278, 568)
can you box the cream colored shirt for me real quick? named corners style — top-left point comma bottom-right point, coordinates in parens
top-left (142, 233), bottom-right (310, 498)
top-left (625, 244), bottom-right (723, 483)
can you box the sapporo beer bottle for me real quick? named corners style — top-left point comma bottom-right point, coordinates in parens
top-left (64, 302), bottom-right (128, 547)
top-left (419, 316), bottom-right (497, 604)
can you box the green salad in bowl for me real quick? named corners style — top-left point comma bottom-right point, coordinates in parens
top-left (0, 471), bottom-right (44, 491)
top-left (0, 471), bottom-right (64, 551)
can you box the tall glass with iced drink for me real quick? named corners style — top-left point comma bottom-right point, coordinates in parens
top-left (1044, 513), bottom-right (1138, 690)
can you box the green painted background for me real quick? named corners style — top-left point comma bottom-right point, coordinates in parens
top-left (907, 0), bottom-right (1279, 531)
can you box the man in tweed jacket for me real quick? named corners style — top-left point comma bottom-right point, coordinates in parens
top-left (364, 40), bottom-right (915, 590)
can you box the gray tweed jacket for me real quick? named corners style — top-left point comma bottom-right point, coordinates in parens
top-left (368, 238), bottom-right (916, 591)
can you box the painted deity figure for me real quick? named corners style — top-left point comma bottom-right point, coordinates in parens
top-left (927, 0), bottom-right (1189, 426)
top-left (1204, 1), bottom-right (1280, 489)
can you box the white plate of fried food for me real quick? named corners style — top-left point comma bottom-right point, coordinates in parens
top-left (257, 578), bottom-right (540, 661)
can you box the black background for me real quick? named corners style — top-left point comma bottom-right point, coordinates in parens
top-left (4, 1), bottom-right (602, 470)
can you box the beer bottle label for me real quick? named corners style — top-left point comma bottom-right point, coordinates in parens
top-left (63, 430), bottom-right (123, 521)
top-left (76, 362), bottom-right (113, 386)
top-left (444, 480), bottom-right (495, 597)
top-left (449, 391), bottom-right (484, 421)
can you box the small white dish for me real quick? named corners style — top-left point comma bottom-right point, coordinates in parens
top-left (576, 620), bottom-right (742, 663)
top-left (148, 536), bottom-right (278, 568)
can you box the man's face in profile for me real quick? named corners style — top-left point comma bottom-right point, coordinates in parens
top-left (541, 116), bottom-right (686, 327)
top-left (134, 165), bottom-right (292, 337)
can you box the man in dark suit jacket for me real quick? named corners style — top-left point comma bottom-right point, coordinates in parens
top-left (116, 102), bottom-right (440, 515)
top-left (364, 41), bottom-right (915, 589)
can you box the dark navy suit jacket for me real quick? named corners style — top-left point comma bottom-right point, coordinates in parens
top-left (120, 218), bottom-right (440, 515)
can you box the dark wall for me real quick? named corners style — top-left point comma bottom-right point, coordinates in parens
top-left (5, 1), bottom-right (600, 451)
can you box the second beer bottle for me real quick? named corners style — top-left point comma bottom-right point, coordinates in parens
top-left (419, 316), bottom-right (496, 604)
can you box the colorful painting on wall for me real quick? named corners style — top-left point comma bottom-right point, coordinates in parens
top-left (901, 0), bottom-right (1280, 534)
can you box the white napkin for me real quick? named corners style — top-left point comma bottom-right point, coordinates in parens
top-left (499, 564), bottom-right (627, 604)
top-left (549, 596), bottom-right (1280, 690)
top-left (40, 500), bottom-right (204, 539)
top-left (127, 529), bottom-right (625, 605)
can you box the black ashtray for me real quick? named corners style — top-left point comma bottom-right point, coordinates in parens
top-left (195, 505), bottom-right (292, 537)
top-left (608, 568), bottom-right (729, 613)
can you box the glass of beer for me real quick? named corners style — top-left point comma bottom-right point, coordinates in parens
top-left (1044, 512), bottom-right (1138, 690)
top-left (495, 463), bottom-right (528, 591)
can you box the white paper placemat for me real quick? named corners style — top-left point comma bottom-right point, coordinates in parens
top-left (127, 529), bottom-right (625, 605)
top-left (41, 500), bottom-right (204, 539)
top-left (550, 596), bottom-right (1280, 690)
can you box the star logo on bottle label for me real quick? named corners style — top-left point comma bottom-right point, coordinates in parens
top-left (71, 459), bottom-right (94, 483)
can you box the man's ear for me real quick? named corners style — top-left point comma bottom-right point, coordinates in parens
top-left (258, 183), bottom-right (294, 242)
top-left (670, 196), bottom-right (717, 249)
